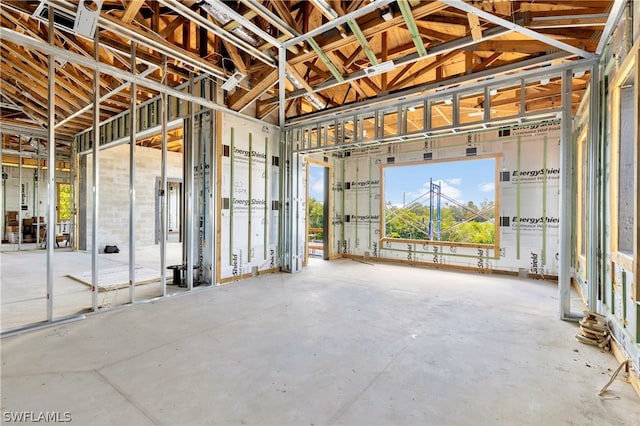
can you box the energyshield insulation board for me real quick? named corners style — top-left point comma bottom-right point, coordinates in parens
top-left (308, 121), bottom-right (562, 275)
top-left (220, 114), bottom-right (280, 280)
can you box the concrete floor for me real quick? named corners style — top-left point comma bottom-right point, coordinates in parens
top-left (0, 243), bottom-right (185, 330)
top-left (1, 259), bottom-right (638, 425)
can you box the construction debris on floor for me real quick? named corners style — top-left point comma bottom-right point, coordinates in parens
top-left (575, 310), bottom-right (611, 351)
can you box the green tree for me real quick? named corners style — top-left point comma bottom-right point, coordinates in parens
top-left (308, 197), bottom-right (324, 239)
top-left (385, 200), bottom-right (495, 243)
top-left (57, 183), bottom-right (71, 221)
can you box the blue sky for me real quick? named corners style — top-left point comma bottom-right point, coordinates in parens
top-left (308, 158), bottom-right (495, 206)
top-left (385, 158), bottom-right (495, 206)
top-left (308, 165), bottom-right (325, 201)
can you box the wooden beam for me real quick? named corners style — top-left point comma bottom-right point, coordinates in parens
top-left (304, 60), bottom-right (331, 80)
top-left (288, 1), bottom-right (449, 67)
top-left (415, 25), bottom-right (458, 43)
top-left (229, 70), bottom-right (278, 111)
top-left (474, 39), bottom-right (596, 54)
top-left (285, 63), bottom-right (315, 94)
top-left (472, 52), bottom-right (502, 72)
top-left (467, 12), bottom-right (483, 41)
top-left (3, 45), bottom-right (92, 103)
top-left (391, 49), bottom-right (460, 90)
top-left (326, 50), bottom-right (369, 98)
top-left (221, 40), bottom-right (248, 75)
top-left (270, 0), bottom-right (298, 29)
top-left (0, 58), bottom-right (82, 114)
top-left (222, 10), bottom-right (258, 32)
top-left (160, 16), bottom-right (188, 38)
top-left (465, 50), bottom-right (474, 74)
top-left (343, 45), bottom-right (364, 68)
top-left (122, 0), bottom-right (145, 24)
top-left (381, 31), bottom-right (388, 91)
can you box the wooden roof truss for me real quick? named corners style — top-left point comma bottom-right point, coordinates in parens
top-left (0, 0), bottom-right (616, 156)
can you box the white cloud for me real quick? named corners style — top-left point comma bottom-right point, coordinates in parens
top-left (437, 180), bottom-right (463, 202)
top-left (309, 177), bottom-right (324, 197)
top-left (408, 179), bottom-right (464, 203)
top-left (396, 177), bottom-right (465, 205)
top-left (478, 182), bottom-right (495, 192)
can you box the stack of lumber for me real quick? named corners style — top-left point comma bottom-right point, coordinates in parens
top-left (575, 310), bottom-right (610, 351)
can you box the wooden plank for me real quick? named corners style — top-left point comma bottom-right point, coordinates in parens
top-left (467, 12), bottom-right (483, 41)
top-left (4, 45), bottom-right (92, 102)
top-left (122, 0), bottom-right (145, 24)
top-left (229, 69), bottom-right (278, 111)
top-left (465, 50), bottom-right (474, 74)
top-left (270, 0), bottom-right (298, 29)
top-left (381, 31), bottom-right (388, 91)
top-left (472, 52), bottom-right (502, 72)
top-left (475, 39), bottom-right (597, 54)
top-left (0, 59), bottom-right (82, 114)
top-left (285, 63), bottom-right (314, 95)
top-left (343, 45), bottom-right (364, 68)
top-left (416, 25), bottom-right (457, 43)
top-left (288, 1), bottom-right (449, 67)
top-left (328, 50), bottom-right (371, 98)
top-left (257, 102), bottom-right (278, 119)
top-left (222, 10), bottom-right (257, 31)
top-left (391, 49), bottom-right (460, 90)
top-left (160, 16), bottom-right (188, 38)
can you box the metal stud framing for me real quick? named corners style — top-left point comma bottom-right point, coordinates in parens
top-left (286, 60), bottom-right (594, 153)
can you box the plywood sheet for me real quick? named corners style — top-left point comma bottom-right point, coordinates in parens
top-left (67, 265), bottom-right (160, 292)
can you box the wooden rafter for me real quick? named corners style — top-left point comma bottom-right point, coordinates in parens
top-left (390, 50), bottom-right (460, 90)
top-left (229, 69), bottom-right (278, 111)
top-left (121, 0), bottom-right (145, 24)
top-left (467, 12), bottom-right (483, 41)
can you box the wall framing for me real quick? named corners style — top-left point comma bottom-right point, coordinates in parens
top-left (609, 43), bottom-right (637, 275)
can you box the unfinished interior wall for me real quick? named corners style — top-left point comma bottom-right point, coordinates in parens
top-left (308, 121), bottom-right (561, 275)
top-left (219, 113), bottom-right (280, 282)
top-left (82, 144), bottom-right (183, 250)
top-left (2, 165), bottom-right (71, 243)
top-left (574, 1), bottom-right (640, 379)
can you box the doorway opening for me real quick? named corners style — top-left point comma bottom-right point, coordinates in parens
top-left (167, 181), bottom-right (182, 242)
top-left (155, 177), bottom-right (183, 244)
top-left (306, 161), bottom-right (331, 263)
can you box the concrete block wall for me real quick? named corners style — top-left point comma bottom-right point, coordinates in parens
top-left (83, 144), bottom-right (182, 250)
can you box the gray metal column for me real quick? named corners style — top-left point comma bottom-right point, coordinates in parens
top-left (278, 46), bottom-right (291, 272)
top-left (128, 41), bottom-right (137, 304)
top-left (160, 55), bottom-right (168, 296)
top-left (559, 69), bottom-right (580, 321)
top-left (207, 106), bottom-right (216, 286)
top-left (17, 135), bottom-right (22, 251)
top-left (46, 6), bottom-right (55, 321)
top-left (91, 26), bottom-right (100, 311)
top-left (184, 74), bottom-right (195, 289)
top-left (587, 63), bottom-right (600, 312)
